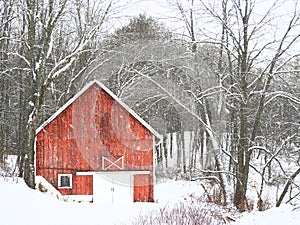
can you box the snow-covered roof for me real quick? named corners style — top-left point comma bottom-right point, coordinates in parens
top-left (36, 80), bottom-right (162, 140)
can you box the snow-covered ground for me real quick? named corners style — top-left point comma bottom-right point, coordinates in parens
top-left (233, 204), bottom-right (300, 225)
top-left (0, 178), bottom-right (204, 225)
top-left (1, 177), bottom-right (300, 225)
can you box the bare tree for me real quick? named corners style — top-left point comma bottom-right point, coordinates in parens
top-left (0, 0), bottom-right (19, 166)
top-left (7, 0), bottom-right (113, 188)
top-left (160, 0), bottom-right (300, 210)
top-left (196, 0), bottom-right (300, 210)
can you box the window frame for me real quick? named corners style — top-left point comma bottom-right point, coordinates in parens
top-left (58, 174), bottom-right (72, 189)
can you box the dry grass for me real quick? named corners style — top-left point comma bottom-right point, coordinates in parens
top-left (129, 200), bottom-right (237, 225)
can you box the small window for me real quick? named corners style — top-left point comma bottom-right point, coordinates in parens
top-left (58, 174), bottom-right (72, 188)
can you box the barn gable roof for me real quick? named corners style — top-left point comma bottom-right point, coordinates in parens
top-left (36, 80), bottom-right (162, 140)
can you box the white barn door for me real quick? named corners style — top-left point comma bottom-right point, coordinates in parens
top-left (93, 173), bottom-right (132, 203)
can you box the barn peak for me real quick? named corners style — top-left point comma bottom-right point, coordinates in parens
top-left (36, 80), bottom-right (162, 140)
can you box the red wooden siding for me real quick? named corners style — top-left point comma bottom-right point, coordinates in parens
top-left (133, 174), bottom-right (154, 202)
top-left (36, 83), bottom-right (154, 201)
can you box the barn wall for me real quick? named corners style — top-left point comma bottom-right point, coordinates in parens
top-left (133, 174), bottom-right (154, 202)
top-left (36, 83), bottom-right (154, 199)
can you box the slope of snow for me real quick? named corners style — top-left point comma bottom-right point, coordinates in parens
top-left (1, 177), bottom-right (300, 225)
top-left (233, 204), bottom-right (300, 225)
top-left (0, 179), bottom-right (153, 225)
top-left (0, 178), bottom-right (203, 225)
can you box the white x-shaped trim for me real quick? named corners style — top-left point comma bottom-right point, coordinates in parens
top-left (102, 156), bottom-right (124, 170)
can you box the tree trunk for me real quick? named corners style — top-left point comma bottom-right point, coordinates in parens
top-left (163, 136), bottom-right (168, 171)
top-left (176, 132), bottom-right (182, 173)
top-left (182, 130), bottom-right (186, 174)
top-left (234, 101), bottom-right (250, 211)
top-left (276, 167), bottom-right (300, 207)
top-left (215, 154), bottom-right (227, 205)
top-left (170, 133), bottom-right (173, 158)
top-left (24, 121), bottom-right (36, 189)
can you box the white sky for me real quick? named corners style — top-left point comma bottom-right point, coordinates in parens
top-left (108, 0), bottom-right (187, 33)
top-left (109, 0), bottom-right (299, 37)
top-left (108, 0), bottom-right (300, 59)
top-left (112, 0), bottom-right (299, 29)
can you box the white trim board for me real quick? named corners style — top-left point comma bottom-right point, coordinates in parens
top-left (36, 80), bottom-right (162, 140)
top-left (76, 170), bottom-right (151, 176)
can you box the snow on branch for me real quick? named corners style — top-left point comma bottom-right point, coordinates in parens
top-left (8, 52), bottom-right (31, 67)
top-left (265, 91), bottom-right (300, 106)
top-left (132, 68), bottom-right (215, 134)
top-left (43, 1), bottom-right (112, 88)
top-left (273, 53), bottom-right (300, 73)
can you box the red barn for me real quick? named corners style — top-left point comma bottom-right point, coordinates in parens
top-left (35, 80), bottom-right (161, 203)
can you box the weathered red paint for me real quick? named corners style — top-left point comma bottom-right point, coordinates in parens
top-left (36, 82), bottom-right (156, 202)
top-left (133, 174), bottom-right (154, 202)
